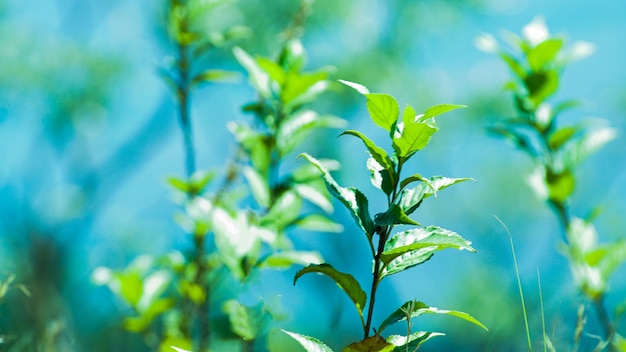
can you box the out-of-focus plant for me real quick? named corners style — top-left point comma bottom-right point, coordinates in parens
top-left (285, 80), bottom-right (487, 351)
top-left (478, 17), bottom-right (626, 350)
top-left (94, 1), bottom-right (345, 350)
top-left (0, 273), bottom-right (30, 347)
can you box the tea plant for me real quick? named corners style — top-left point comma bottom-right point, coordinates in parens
top-left (285, 80), bottom-right (487, 351)
top-left (93, 1), bottom-right (346, 350)
top-left (478, 17), bottom-right (626, 349)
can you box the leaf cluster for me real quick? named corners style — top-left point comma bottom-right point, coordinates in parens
top-left (287, 81), bottom-right (486, 351)
top-left (482, 17), bottom-right (626, 349)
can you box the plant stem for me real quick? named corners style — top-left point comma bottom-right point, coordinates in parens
top-left (593, 296), bottom-right (616, 350)
top-left (177, 40), bottom-right (196, 178)
top-left (171, 2), bottom-right (209, 348)
top-left (364, 229), bottom-right (387, 338)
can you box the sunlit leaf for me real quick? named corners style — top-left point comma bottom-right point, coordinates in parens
top-left (294, 263), bottom-right (367, 318)
top-left (212, 207), bottom-right (261, 280)
top-left (374, 204), bottom-right (420, 227)
top-left (191, 69), bottom-right (240, 86)
top-left (228, 121), bottom-right (271, 175)
top-left (585, 240), bottom-right (626, 283)
top-left (261, 191), bottom-right (303, 231)
top-left (562, 125), bottom-right (617, 168)
top-left (292, 158), bottom-right (340, 183)
top-left (378, 300), bottom-right (487, 334)
top-left (342, 335), bottom-right (394, 352)
top-left (294, 182), bottom-right (334, 213)
top-left (364, 93), bottom-right (399, 132)
top-left (278, 39), bottom-right (307, 72)
top-left (117, 272), bottom-right (143, 307)
top-left (548, 126), bottom-right (579, 150)
top-left (233, 46), bottom-right (271, 98)
top-left (499, 52), bottom-right (526, 79)
top-left (283, 71), bottom-right (329, 105)
top-left (392, 109), bottom-right (438, 160)
top-left (339, 79), bottom-right (370, 95)
top-left (278, 110), bottom-right (346, 155)
top-left (399, 177), bottom-right (473, 215)
top-left (387, 331), bottom-right (444, 351)
top-left (527, 38), bottom-right (563, 71)
top-left (299, 153), bottom-right (375, 237)
top-left (257, 57), bottom-right (286, 85)
top-left (380, 226), bottom-right (475, 276)
top-left (294, 214), bottom-right (343, 233)
top-left (418, 104), bottom-right (467, 122)
top-left (222, 299), bottom-right (271, 341)
top-left (282, 330), bottom-right (334, 352)
top-left (261, 250), bottom-right (323, 269)
top-left (399, 173), bottom-right (432, 191)
top-left (242, 166), bottom-right (269, 208)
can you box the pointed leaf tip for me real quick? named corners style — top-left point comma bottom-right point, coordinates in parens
top-left (339, 79), bottom-right (370, 95)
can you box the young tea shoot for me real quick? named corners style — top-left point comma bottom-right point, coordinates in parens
top-left (285, 80), bottom-right (487, 351)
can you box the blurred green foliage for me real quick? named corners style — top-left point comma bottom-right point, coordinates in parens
top-left (1, 0), bottom-right (626, 351)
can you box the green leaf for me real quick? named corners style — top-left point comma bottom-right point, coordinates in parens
top-left (295, 214), bottom-right (343, 233)
top-left (528, 38), bottom-right (563, 71)
top-left (380, 226), bottom-right (475, 277)
top-left (292, 159), bottom-right (340, 183)
top-left (261, 250), bottom-right (323, 269)
top-left (222, 299), bottom-right (271, 341)
top-left (418, 104), bottom-right (467, 122)
top-left (242, 166), bottom-right (269, 208)
top-left (586, 240), bottom-right (626, 283)
top-left (286, 79), bottom-right (331, 110)
top-left (499, 52), bottom-right (526, 79)
top-left (294, 263), bottom-right (367, 319)
top-left (212, 208), bottom-right (261, 280)
top-left (545, 169), bottom-right (575, 203)
top-left (392, 108), bottom-right (439, 160)
top-left (548, 126), bottom-right (579, 150)
top-left (339, 79), bottom-right (370, 95)
top-left (364, 93), bottom-right (399, 132)
top-left (117, 272), bottom-right (143, 307)
top-left (378, 300), bottom-right (487, 334)
top-left (398, 177), bottom-right (472, 215)
top-left (342, 335), bottom-right (394, 352)
top-left (282, 330), bottom-right (334, 352)
top-left (233, 46), bottom-right (271, 98)
top-left (166, 176), bottom-right (190, 194)
top-left (283, 71), bottom-right (329, 105)
top-left (524, 70), bottom-right (559, 105)
top-left (299, 153), bottom-right (375, 237)
top-left (170, 346), bottom-right (192, 352)
top-left (257, 57), bottom-right (286, 85)
top-left (341, 130), bottom-right (394, 171)
top-left (278, 110), bottom-right (346, 155)
top-left (228, 121), bottom-right (271, 175)
top-left (562, 125), bottom-right (617, 168)
top-left (261, 191), bottom-right (303, 231)
top-left (399, 173), bottom-right (432, 191)
top-left (279, 39), bottom-right (307, 72)
top-left (294, 182), bottom-right (334, 213)
top-left (374, 204), bottom-right (420, 227)
top-left (191, 69), bottom-right (241, 86)
top-left (341, 130), bottom-right (395, 195)
top-left (387, 332), bottom-right (444, 351)
top-left (367, 157), bottom-right (395, 196)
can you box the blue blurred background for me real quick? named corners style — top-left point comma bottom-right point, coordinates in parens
top-left (1, 0), bottom-right (625, 350)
